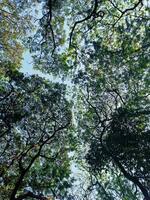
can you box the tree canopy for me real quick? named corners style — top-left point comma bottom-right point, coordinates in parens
top-left (0, 0), bottom-right (150, 200)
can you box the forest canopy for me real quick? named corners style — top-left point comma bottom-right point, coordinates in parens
top-left (0, 0), bottom-right (150, 200)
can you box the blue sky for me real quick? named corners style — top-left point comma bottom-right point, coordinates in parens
top-left (21, 51), bottom-right (62, 81)
top-left (21, 51), bottom-right (72, 87)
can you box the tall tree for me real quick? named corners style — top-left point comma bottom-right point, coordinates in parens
top-left (0, 70), bottom-right (75, 200)
top-left (0, 1), bottom-right (150, 199)
top-left (71, 1), bottom-right (150, 198)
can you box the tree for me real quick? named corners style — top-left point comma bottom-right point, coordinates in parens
top-left (78, 46), bottom-right (150, 198)
top-left (0, 70), bottom-right (75, 200)
top-left (85, 105), bottom-right (150, 198)
top-left (28, 0), bottom-right (149, 75)
top-left (0, 0), bottom-right (150, 199)
top-left (71, 1), bottom-right (150, 197)
top-left (0, 0), bottom-right (35, 76)
top-left (28, 0), bottom-right (149, 199)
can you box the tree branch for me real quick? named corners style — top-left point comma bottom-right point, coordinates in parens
top-left (100, 130), bottom-right (150, 200)
top-left (10, 119), bottom-right (70, 200)
top-left (112, 0), bottom-right (143, 27)
top-left (69, 0), bottom-right (104, 47)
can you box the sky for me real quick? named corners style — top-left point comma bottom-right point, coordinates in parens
top-left (20, 2), bottom-right (58, 81)
top-left (21, 51), bottom-right (53, 79)
top-left (21, 50), bottom-right (72, 86)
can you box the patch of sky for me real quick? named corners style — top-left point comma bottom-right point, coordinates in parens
top-left (20, 2), bottom-right (72, 84)
top-left (21, 50), bottom-right (72, 85)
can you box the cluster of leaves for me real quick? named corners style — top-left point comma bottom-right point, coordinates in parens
top-left (0, 0), bottom-right (35, 73)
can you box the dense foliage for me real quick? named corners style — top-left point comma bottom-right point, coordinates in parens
top-left (0, 69), bottom-right (74, 199)
top-left (0, 0), bottom-right (150, 200)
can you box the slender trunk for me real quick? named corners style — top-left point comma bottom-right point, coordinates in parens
top-left (10, 171), bottom-right (26, 200)
top-left (113, 156), bottom-right (150, 200)
top-left (10, 151), bottom-right (40, 200)
top-left (100, 139), bottom-right (150, 200)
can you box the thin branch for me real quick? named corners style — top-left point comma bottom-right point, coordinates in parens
top-left (106, 88), bottom-right (125, 105)
top-left (69, 0), bottom-right (100, 47)
top-left (112, 0), bottom-right (143, 27)
top-left (109, 0), bottom-right (123, 13)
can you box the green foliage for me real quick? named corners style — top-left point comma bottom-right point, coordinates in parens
top-left (0, 0), bottom-right (150, 199)
top-left (0, 0), bottom-right (34, 75)
top-left (0, 71), bottom-right (74, 199)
